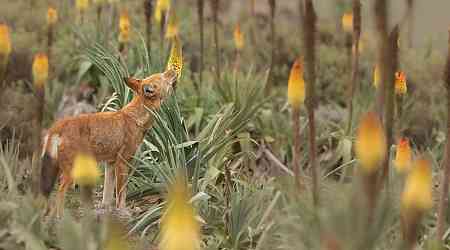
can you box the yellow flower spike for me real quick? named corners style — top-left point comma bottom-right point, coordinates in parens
top-left (394, 138), bottom-right (412, 173)
top-left (165, 10), bottom-right (179, 39)
top-left (160, 173), bottom-right (200, 250)
top-left (119, 10), bottom-right (131, 43)
top-left (355, 112), bottom-right (386, 174)
top-left (167, 36), bottom-right (183, 79)
top-left (373, 64), bottom-right (380, 88)
top-left (401, 157), bottom-right (433, 212)
top-left (354, 39), bottom-right (364, 54)
top-left (342, 12), bottom-right (353, 33)
top-left (0, 24), bottom-right (11, 67)
top-left (104, 219), bottom-right (131, 250)
top-left (154, 6), bottom-right (162, 22)
top-left (395, 71), bottom-right (407, 95)
top-left (287, 58), bottom-right (306, 108)
top-left (47, 7), bottom-right (58, 26)
top-left (157, 0), bottom-right (170, 12)
top-left (154, 0), bottom-right (170, 22)
top-left (76, 0), bottom-right (89, 11)
top-left (234, 23), bottom-right (244, 51)
top-left (71, 153), bottom-right (100, 186)
top-left (32, 53), bottom-right (49, 89)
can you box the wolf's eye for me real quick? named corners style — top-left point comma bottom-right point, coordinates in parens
top-left (143, 85), bottom-right (155, 96)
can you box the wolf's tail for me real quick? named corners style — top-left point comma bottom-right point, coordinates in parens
top-left (40, 133), bottom-right (60, 197)
top-left (40, 152), bottom-right (58, 197)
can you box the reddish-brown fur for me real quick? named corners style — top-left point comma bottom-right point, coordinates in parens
top-left (41, 69), bottom-right (177, 217)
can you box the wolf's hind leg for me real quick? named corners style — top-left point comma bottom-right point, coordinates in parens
top-left (102, 165), bottom-right (115, 209)
top-left (56, 173), bottom-right (72, 218)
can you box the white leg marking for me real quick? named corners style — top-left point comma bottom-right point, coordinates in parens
top-left (49, 135), bottom-right (61, 159)
top-left (41, 134), bottom-right (49, 158)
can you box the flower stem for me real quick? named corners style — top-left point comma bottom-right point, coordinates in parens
top-left (346, 0), bottom-right (361, 135)
top-left (212, 0), bottom-right (220, 82)
top-left (47, 25), bottom-right (54, 75)
top-left (436, 28), bottom-right (450, 242)
top-left (406, 0), bottom-right (414, 48)
top-left (303, 0), bottom-right (318, 207)
top-left (266, 0), bottom-right (276, 94)
top-left (292, 107), bottom-right (302, 188)
top-left (197, 0), bottom-right (204, 85)
top-left (144, 0), bottom-right (153, 53)
top-left (381, 26), bottom-right (399, 187)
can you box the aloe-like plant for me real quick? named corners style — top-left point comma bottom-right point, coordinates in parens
top-left (82, 37), bottom-right (267, 237)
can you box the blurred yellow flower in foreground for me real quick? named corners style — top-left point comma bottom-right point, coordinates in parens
top-left (234, 23), bottom-right (244, 51)
top-left (76, 0), bottom-right (89, 11)
top-left (401, 157), bottom-right (432, 212)
top-left (47, 7), bottom-right (58, 26)
top-left (104, 219), bottom-right (130, 250)
top-left (394, 138), bottom-right (412, 173)
top-left (165, 10), bottom-right (179, 39)
top-left (167, 36), bottom-right (183, 79)
top-left (395, 71), bottom-right (407, 95)
top-left (287, 58), bottom-right (305, 108)
top-left (32, 53), bottom-right (49, 89)
top-left (355, 112), bottom-right (386, 174)
top-left (342, 12), bottom-right (353, 33)
top-left (71, 153), bottom-right (100, 186)
top-left (0, 24), bottom-right (11, 60)
top-left (119, 10), bottom-right (131, 43)
top-left (160, 173), bottom-right (200, 250)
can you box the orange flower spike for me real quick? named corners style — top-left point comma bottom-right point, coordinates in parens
top-left (165, 9), bottom-right (179, 39)
top-left (342, 12), bottom-right (353, 33)
top-left (32, 53), bottom-right (49, 89)
top-left (119, 10), bottom-right (131, 43)
top-left (47, 7), bottom-right (58, 26)
top-left (0, 24), bottom-right (11, 63)
top-left (287, 58), bottom-right (306, 108)
top-left (395, 71), bottom-right (407, 95)
top-left (355, 112), bottom-right (387, 174)
top-left (401, 157), bottom-right (433, 212)
top-left (394, 138), bottom-right (412, 173)
top-left (234, 23), bottom-right (244, 51)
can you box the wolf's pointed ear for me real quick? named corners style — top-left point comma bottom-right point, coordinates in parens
top-left (124, 77), bottom-right (141, 92)
top-left (162, 69), bottom-right (177, 85)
